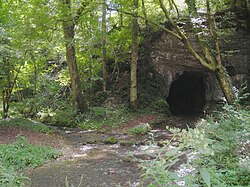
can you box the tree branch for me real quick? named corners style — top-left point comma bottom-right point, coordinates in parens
top-left (159, 0), bottom-right (214, 70)
top-left (169, 0), bottom-right (179, 19)
top-left (141, 0), bottom-right (149, 27)
top-left (206, 0), bottom-right (222, 69)
top-left (106, 6), bottom-right (182, 40)
top-left (184, 0), bottom-right (217, 69)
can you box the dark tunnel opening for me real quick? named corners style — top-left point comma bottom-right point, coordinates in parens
top-left (167, 71), bottom-right (206, 115)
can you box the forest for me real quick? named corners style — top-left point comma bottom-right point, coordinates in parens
top-left (0, 0), bottom-right (249, 186)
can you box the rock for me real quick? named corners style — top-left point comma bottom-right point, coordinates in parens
top-left (121, 156), bottom-right (133, 162)
top-left (104, 137), bottom-right (118, 144)
top-left (120, 140), bottom-right (135, 146)
top-left (86, 139), bottom-right (97, 144)
top-left (147, 11), bottom-right (249, 108)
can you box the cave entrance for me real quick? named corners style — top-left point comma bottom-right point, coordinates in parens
top-left (167, 71), bottom-right (205, 115)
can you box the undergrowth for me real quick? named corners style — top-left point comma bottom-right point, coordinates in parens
top-left (77, 105), bottom-right (134, 130)
top-left (128, 123), bottom-right (151, 135)
top-left (138, 105), bottom-right (250, 187)
top-left (0, 136), bottom-right (60, 187)
top-left (0, 118), bottom-right (53, 134)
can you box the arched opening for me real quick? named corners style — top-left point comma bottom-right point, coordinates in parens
top-left (167, 71), bottom-right (205, 115)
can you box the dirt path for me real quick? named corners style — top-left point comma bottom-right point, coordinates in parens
top-left (0, 115), bottom-right (200, 187)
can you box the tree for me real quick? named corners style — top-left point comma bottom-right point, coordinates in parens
top-left (130, 0), bottom-right (139, 110)
top-left (163, 0), bottom-right (236, 104)
top-left (60, 0), bottom-right (89, 113)
top-left (1, 56), bottom-right (20, 119)
top-left (140, 0), bottom-right (238, 104)
top-left (0, 1), bottom-right (24, 118)
top-left (110, 0), bottom-right (238, 105)
top-left (102, 0), bottom-right (108, 92)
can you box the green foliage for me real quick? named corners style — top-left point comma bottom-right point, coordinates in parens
top-left (127, 123), bottom-right (151, 135)
top-left (138, 105), bottom-right (250, 186)
top-left (77, 105), bottom-right (133, 130)
top-left (236, 83), bottom-right (250, 106)
top-left (199, 167), bottom-right (211, 187)
top-left (0, 118), bottom-right (52, 134)
top-left (104, 137), bottom-right (118, 144)
top-left (0, 135), bottom-right (60, 169)
top-left (139, 158), bottom-right (180, 187)
top-left (150, 98), bottom-right (170, 114)
top-left (0, 136), bottom-right (60, 187)
top-left (0, 165), bottom-right (30, 187)
top-left (38, 106), bottom-right (75, 127)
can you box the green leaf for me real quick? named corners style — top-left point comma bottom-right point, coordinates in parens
top-left (164, 147), bottom-right (181, 157)
top-left (200, 167), bottom-right (210, 187)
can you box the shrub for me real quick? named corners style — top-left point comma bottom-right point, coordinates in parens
top-left (77, 105), bottom-right (133, 130)
top-left (138, 105), bottom-right (250, 186)
top-left (0, 136), bottom-right (60, 187)
top-left (150, 98), bottom-right (170, 114)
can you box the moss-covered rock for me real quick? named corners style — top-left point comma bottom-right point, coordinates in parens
top-left (104, 137), bottom-right (118, 144)
top-left (127, 123), bottom-right (151, 135)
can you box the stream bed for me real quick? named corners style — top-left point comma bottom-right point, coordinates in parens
top-left (25, 116), bottom-right (199, 187)
top-left (25, 129), bottom-right (172, 187)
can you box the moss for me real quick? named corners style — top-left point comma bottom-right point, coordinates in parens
top-left (104, 137), bottom-right (118, 144)
top-left (127, 123), bottom-right (151, 135)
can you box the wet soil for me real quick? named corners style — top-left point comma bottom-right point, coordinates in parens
top-left (0, 115), bottom-right (201, 187)
top-left (0, 126), bottom-right (65, 148)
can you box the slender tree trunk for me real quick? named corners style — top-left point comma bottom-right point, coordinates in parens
top-left (2, 90), bottom-right (10, 119)
top-left (130, 0), bottom-right (139, 111)
top-left (62, 23), bottom-right (86, 112)
top-left (61, 0), bottom-right (87, 113)
top-left (32, 55), bottom-right (38, 113)
top-left (119, 10), bottom-right (123, 27)
top-left (2, 57), bottom-right (11, 119)
top-left (215, 66), bottom-right (236, 104)
top-left (141, 0), bottom-right (149, 29)
top-left (102, 0), bottom-right (108, 92)
top-left (1, 59), bottom-right (21, 118)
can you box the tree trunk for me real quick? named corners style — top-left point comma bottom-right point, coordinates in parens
top-left (2, 90), bottom-right (10, 119)
top-left (141, 0), bottom-right (149, 29)
top-left (130, 0), bottom-right (139, 111)
top-left (215, 66), bottom-right (236, 104)
top-left (184, 0), bottom-right (237, 104)
top-left (61, 0), bottom-right (87, 113)
top-left (1, 58), bottom-right (21, 118)
top-left (2, 57), bottom-right (11, 119)
top-left (102, 0), bottom-right (108, 92)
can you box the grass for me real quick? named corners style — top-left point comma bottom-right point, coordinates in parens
top-left (0, 117), bottom-right (53, 134)
top-left (0, 135), bottom-right (60, 187)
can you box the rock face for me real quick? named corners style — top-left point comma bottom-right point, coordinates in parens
top-left (147, 11), bottom-right (249, 114)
